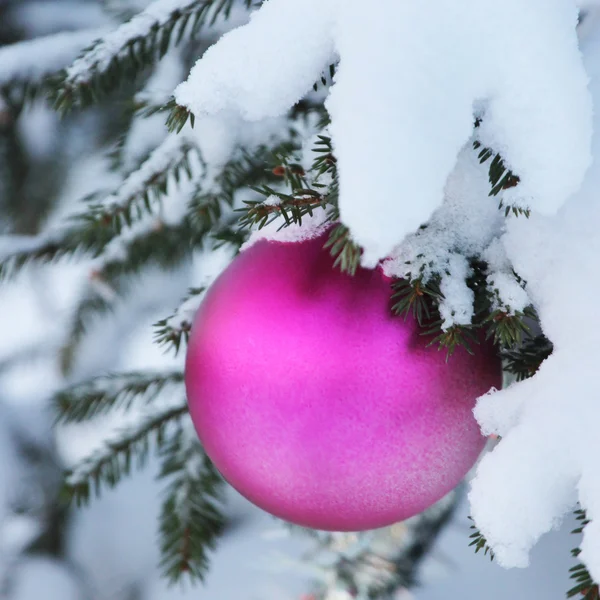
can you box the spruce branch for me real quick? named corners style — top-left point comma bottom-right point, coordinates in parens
top-left (468, 518), bottom-right (495, 561)
top-left (55, 370), bottom-right (184, 424)
top-left (52, 0), bottom-right (258, 112)
top-left (59, 219), bottom-right (203, 374)
top-left (60, 286), bottom-right (117, 376)
top-left (427, 323), bottom-right (479, 358)
top-left (473, 139), bottom-right (527, 216)
top-left (484, 307), bottom-right (536, 348)
top-left (73, 135), bottom-right (197, 242)
top-left (0, 28), bottom-right (107, 108)
top-left (502, 335), bottom-right (554, 381)
top-left (65, 402), bottom-right (189, 505)
top-left (158, 430), bottom-right (225, 583)
top-left (569, 510), bottom-right (599, 600)
top-left (391, 277), bottom-right (444, 327)
top-left (239, 188), bottom-right (326, 230)
top-left (190, 144), bottom-right (293, 230)
top-left (1, 138), bottom-right (198, 282)
top-left (473, 140), bottom-right (521, 196)
top-left (154, 288), bottom-right (205, 355)
top-left (310, 134), bottom-right (337, 179)
top-left (0, 237), bottom-right (77, 281)
top-left (324, 224), bottom-right (362, 277)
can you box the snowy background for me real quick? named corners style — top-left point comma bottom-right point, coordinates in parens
top-left (0, 0), bottom-right (594, 598)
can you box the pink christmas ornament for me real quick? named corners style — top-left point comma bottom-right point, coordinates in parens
top-left (185, 233), bottom-right (501, 531)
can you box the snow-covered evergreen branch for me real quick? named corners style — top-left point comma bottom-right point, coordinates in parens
top-left (66, 401), bottom-right (189, 504)
top-left (0, 28), bottom-right (107, 105)
top-left (55, 370), bottom-right (184, 423)
top-left (52, 0), bottom-right (258, 111)
top-left (158, 428), bottom-right (225, 583)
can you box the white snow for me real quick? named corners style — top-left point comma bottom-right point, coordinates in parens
top-left (0, 28), bottom-right (107, 86)
top-left (9, 557), bottom-right (84, 600)
top-left (469, 17), bottom-right (600, 581)
top-left (175, 0), bottom-right (337, 121)
top-left (382, 147), bottom-right (504, 329)
top-left (241, 206), bottom-right (331, 251)
top-left (175, 0), bottom-right (592, 267)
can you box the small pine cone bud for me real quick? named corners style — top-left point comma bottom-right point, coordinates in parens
top-left (272, 165), bottom-right (286, 177)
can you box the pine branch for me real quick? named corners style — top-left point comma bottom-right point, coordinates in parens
top-left (239, 188), bottom-right (326, 230)
top-left (426, 323), bottom-right (480, 358)
top-left (191, 144), bottom-right (294, 230)
top-left (0, 236), bottom-right (77, 281)
top-left (484, 307), bottom-right (536, 348)
top-left (154, 288), bottom-right (205, 355)
top-left (59, 285), bottom-right (117, 376)
top-left (324, 224), bottom-right (362, 277)
top-left (473, 140), bottom-right (521, 197)
top-left (158, 430), bottom-right (225, 583)
top-left (55, 370), bottom-right (184, 424)
top-left (59, 219), bottom-right (203, 373)
top-left (0, 28), bottom-right (107, 108)
top-left (52, 0), bottom-right (258, 112)
top-left (65, 402), bottom-right (189, 505)
top-left (310, 134), bottom-right (337, 180)
top-left (569, 510), bottom-right (599, 600)
top-left (72, 135), bottom-right (197, 244)
top-left (502, 335), bottom-right (553, 381)
top-left (391, 277), bottom-right (444, 327)
top-left (473, 139), bottom-right (526, 216)
top-left (467, 518), bottom-right (495, 561)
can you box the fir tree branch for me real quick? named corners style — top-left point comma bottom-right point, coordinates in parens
top-left (0, 237), bottom-right (75, 281)
top-left (427, 323), bottom-right (480, 357)
top-left (0, 139), bottom-right (198, 282)
top-left (502, 335), bottom-right (554, 381)
top-left (391, 277), bottom-right (444, 327)
top-left (65, 402), bottom-right (189, 505)
top-left (468, 517), bottom-right (495, 561)
top-left (59, 285), bottom-right (117, 376)
top-left (190, 144), bottom-right (293, 230)
top-left (158, 429), bottom-right (225, 583)
top-left (59, 218), bottom-right (203, 374)
top-left (239, 188), bottom-right (326, 230)
top-left (473, 139), bottom-right (526, 215)
top-left (52, 0), bottom-right (258, 112)
top-left (484, 307), bottom-right (536, 348)
top-left (154, 288), bottom-right (205, 355)
top-left (55, 370), bottom-right (184, 424)
top-left (72, 135), bottom-right (197, 242)
top-left (324, 224), bottom-right (362, 277)
top-left (0, 28), bottom-right (107, 108)
top-left (569, 510), bottom-right (599, 600)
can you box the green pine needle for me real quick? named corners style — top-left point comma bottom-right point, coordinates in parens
top-left (158, 431), bottom-right (225, 584)
top-left (55, 370), bottom-right (184, 424)
top-left (324, 224), bottom-right (362, 276)
top-left (65, 403), bottom-right (189, 505)
top-left (468, 518), bottom-right (495, 561)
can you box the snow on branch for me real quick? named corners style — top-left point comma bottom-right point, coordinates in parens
top-left (55, 370), bottom-right (184, 423)
top-left (154, 288), bottom-right (205, 355)
top-left (66, 400), bottom-right (189, 505)
top-left (469, 22), bottom-right (600, 583)
top-left (174, 0), bottom-right (592, 266)
top-left (0, 28), bottom-right (107, 103)
top-left (53, 0), bottom-right (257, 111)
top-left (157, 427), bottom-right (225, 583)
top-left (74, 133), bottom-right (197, 241)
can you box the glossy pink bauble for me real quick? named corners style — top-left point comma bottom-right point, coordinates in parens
top-left (185, 233), bottom-right (501, 531)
